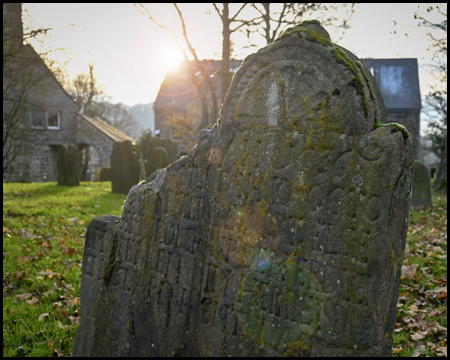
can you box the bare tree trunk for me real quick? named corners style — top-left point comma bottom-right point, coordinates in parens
top-left (220, 4), bottom-right (231, 102)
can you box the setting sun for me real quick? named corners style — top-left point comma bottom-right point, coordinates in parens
top-left (160, 46), bottom-right (184, 71)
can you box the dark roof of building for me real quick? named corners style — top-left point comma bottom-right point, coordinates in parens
top-left (361, 58), bottom-right (421, 111)
top-left (154, 59), bottom-right (242, 111)
top-left (77, 113), bottom-right (135, 142)
top-left (154, 58), bottom-right (422, 112)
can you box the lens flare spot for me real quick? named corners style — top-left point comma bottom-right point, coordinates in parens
top-left (219, 206), bottom-right (279, 266)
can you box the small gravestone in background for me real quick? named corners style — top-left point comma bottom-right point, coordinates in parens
top-left (147, 146), bottom-right (170, 177)
top-left (73, 21), bottom-right (414, 357)
top-left (57, 145), bottom-right (82, 186)
top-left (411, 160), bottom-right (433, 207)
top-left (111, 140), bottom-right (139, 194)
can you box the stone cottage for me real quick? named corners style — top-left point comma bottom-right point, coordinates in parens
top-left (153, 59), bottom-right (242, 148)
top-left (3, 3), bottom-right (134, 183)
top-left (154, 58), bottom-right (422, 158)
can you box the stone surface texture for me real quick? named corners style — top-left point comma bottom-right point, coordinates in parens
top-left (411, 160), bottom-right (433, 207)
top-left (73, 22), bottom-right (414, 357)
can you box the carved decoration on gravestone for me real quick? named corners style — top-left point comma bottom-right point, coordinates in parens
top-left (411, 160), bottom-right (433, 207)
top-left (73, 21), bottom-right (414, 357)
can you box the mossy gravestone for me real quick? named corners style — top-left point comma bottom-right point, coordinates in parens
top-left (411, 160), bottom-right (432, 207)
top-left (57, 145), bottom-right (82, 186)
top-left (73, 21), bottom-right (414, 357)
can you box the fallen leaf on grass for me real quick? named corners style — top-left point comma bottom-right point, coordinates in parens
top-left (26, 296), bottom-right (39, 305)
top-left (401, 264), bottom-right (418, 279)
top-left (412, 343), bottom-right (426, 357)
top-left (38, 268), bottom-right (60, 279)
top-left (16, 293), bottom-right (32, 301)
top-left (57, 320), bottom-right (69, 329)
top-left (436, 346), bottom-right (447, 357)
top-left (38, 313), bottom-right (49, 321)
top-left (52, 348), bottom-right (65, 357)
top-left (69, 316), bottom-right (81, 325)
top-left (66, 297), bottom-right (80, 308)
top-left (411, 331), bottom-right (428, 340)
top-left (21, 229), bottom-right (34, 239)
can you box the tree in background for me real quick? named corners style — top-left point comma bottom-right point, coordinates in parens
top-left (415, 5), bottom-right (447, 191)
top-left (58, 63), bottom-right (144, 140)
top-left (135, 3), bottom-right (356, 141)
top-left (166, 100), bottom-right (202, 152)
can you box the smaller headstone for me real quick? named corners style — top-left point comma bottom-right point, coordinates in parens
top-left (111, 140), bottom-right (139, 194)
top-left (411, 160), bottom-right (433, 207)
top-left (57, 145), bottom-right (82, 186)
top-left (147, 146), bottom-right (170, 177)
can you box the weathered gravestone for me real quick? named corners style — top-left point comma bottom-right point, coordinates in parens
top-left (411, 160), bottom-right (433, 207)
top-left (73, 21), bottom-right (414, 357)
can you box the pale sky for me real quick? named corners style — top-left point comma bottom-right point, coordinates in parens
top-left (22, 3), bottom-right (446, 132)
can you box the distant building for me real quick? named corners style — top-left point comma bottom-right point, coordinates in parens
top-left (361, 58), bottom-right (422, 158)
top-left (153, 59), bottom-right (242, 145)
top-left (154, 55), bottom-right (422, 159)
top-left (3, 3), bottom-right (133, 182)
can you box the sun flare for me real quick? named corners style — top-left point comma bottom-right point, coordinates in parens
top-left (160, 47), bottom-right (184, 71)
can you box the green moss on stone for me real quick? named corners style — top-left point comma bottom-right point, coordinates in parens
top-left (275, 20), bottom-right (331, 45)
top-left (301, 20), bottom-right (321, 26)
top-left (355, 61), bottom-right (376, 100)
top-left (302, 28), bottom-right (332, 46)
top-left (282, 340), bottom-right (311, 357)
top-left (374, 120), bottom-right (410, 139)
top-left (127, 319), bottom-right (135, 334)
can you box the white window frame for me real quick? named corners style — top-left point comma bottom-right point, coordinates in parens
top-left (47, 111), bottom-right (60, 130)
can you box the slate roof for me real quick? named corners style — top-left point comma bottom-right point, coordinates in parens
top-left (154, 58), bottom-right (422, 112)
top-left (361, 58), bottom-right (421, 111)
top-left (77, 113), bottom-right (135, 142)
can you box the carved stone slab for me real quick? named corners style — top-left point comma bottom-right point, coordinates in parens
top-left (73, 22), bottom-right (414, 357)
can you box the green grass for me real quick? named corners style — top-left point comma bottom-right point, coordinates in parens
top-left (3, 183), bottom-right (447, 356)
top-left (3, 182), bottom-right (126, 357)
top-left (393, 191), bottom-right (447, 357)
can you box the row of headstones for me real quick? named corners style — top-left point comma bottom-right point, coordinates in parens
top-left (57, 144), bottom-right (434, 205)
top-left (109, 139), bottom-right (177, 195)
top-left (56, 139), bottom-right (178, 193)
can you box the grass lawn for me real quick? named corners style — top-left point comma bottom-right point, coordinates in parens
top-left (3, 182), bottom-right (126, 357)
top-left (3, 182), bottom-right (447, 356)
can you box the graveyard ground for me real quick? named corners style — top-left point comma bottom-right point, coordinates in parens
top-left (2, 182), bottom-right (447, 357)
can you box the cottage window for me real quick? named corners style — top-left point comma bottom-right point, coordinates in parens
top-left (47, 111), bottom-right (60, 129)
top-left (30, 106), bottom-right (45, 128)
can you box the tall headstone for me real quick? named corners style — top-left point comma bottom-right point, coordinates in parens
top-left (73, 21), bottom-right (414, 357)
top-left (411, 160), bottom-right (433, 207)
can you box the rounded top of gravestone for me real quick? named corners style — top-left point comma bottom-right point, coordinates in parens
top-left (275, 20), bottom-right (331, 44)
top-left (219, 18), bottom-right (388, 137)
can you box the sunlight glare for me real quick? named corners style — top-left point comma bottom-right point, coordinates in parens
top-left (160, 47), bottom-right (184, 72)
